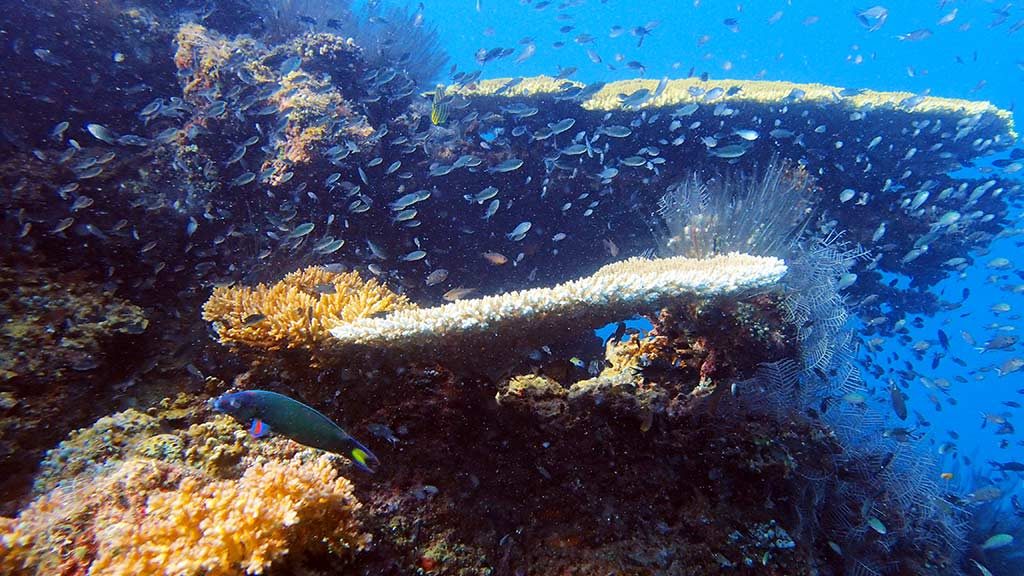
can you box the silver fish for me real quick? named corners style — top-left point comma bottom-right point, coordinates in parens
top-left (483, 198), bottom-right (500, 220)
top-left (287, 222), bottom-right (315, 238)
top-left (86, 123), bottom-right (116, 144)
top-left (465, 186), bottom-right (499, 204)
top-left (314, 238), bottom-right (345, 254)
top-left (231, 172), bottom-right (256, 186)
top-left (602, 125), bottom-right (632, 138)
top-left (489, 158), bottom-right (524, 173)
top-left (507, 221), bottom-right (532, 241)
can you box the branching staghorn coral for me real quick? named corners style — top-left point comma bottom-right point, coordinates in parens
top-left (202, 266), bottom-right (415, 355)
top-left (1, 455), bottom-right (366, 576)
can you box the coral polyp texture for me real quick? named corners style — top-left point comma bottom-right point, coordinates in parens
top-left (202, 266), bottom-right (414, 354)
top-left (0, 454), bottom-right (366, 576)
top-left (329, 253), bottom-right (787, 348)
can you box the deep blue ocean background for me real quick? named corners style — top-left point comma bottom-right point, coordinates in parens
top-left (424, 0), bottom-right (1024, 482)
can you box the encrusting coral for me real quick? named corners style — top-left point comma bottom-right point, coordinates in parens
top-left (329, 253), bottom-right (786, 350)
top-left (31, 401), bottom-right (251, 495)
top-left (173, 23), bottom-right (376, 183)
top-left (30, 408), bottom-right (161, 494)
top-left (202, 266), bottom-right (415, 355)
top-left (1, 454), bottom-right (367, 576)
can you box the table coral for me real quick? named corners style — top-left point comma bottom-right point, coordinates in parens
top-left (329, 253), bottom-right (786, 349)
top-left (451, 75), bottom-right (1014, 137)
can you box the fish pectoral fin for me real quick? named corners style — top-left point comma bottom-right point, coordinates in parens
top-left (249, 418), bottom-right (271, 438)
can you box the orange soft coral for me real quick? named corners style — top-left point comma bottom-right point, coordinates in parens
top-left (202, 266), bottom-right (415, 356)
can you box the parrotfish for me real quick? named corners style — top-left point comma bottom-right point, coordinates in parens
top-left (211, 389), bottom-right (380, 473)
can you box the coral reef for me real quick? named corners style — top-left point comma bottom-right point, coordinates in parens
top-left (2, 388), bottom-right (367, 575)
top-left (331, 336), bottom-right (833, 575)
top-left (0, 0), bottom-right (1017, 570)
top-left (430, 73), bottom-right (1017, 329)
top-left (648, 161), bottom-right (964, 573)
top-left (495, 374), bottom-right (568, 419)
top-left (0, 266), bottom-right (148, 383)
top-left (0, 265), bottom-right (149, 514)
top-left (203, 266), bottom-right (414, 357)
top-left (655, 158), bottom-right (817, 259)
top-left (173, 23), bottom-right (376, 182)
top-left (256, 0), bottom-right (447, 87)
top-left (31, 402), bottom-right (250, 494)
top-left (1, 454), bottom-right (366, 576)
top-left (202, 255), bottom-right (785, 375)
top-left (31, 408), bottom-right (161, 494)
top-left (89, 454), bottom-right (367, 576)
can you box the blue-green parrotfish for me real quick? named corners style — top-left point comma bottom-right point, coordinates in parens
top-left (211, 389), bottom-right (380, 473)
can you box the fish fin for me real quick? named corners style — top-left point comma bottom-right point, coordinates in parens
top-left (249, 418), bottom-right (271, 438)
top-left (346, 437), bottom-right (380, 474)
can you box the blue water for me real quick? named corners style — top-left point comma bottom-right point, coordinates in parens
top-left (445, 0), bottom-right (1024, 551)
top-left (433, 0), bottom-right (1024, 468)
top-left (441, 0), bottom-right (1019, 111)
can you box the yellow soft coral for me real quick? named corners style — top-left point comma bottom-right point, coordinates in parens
top-left (202, 266), bottom-right (415, 356)
top-left (1, 456), bottom-right (366, 576)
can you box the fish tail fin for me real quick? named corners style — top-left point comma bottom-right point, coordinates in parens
top-left (345, 437), bottom-right (380, 474)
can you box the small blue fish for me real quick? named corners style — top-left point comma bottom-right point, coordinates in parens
top-left (279, 56), bottom-right (302, 75)
top-left (488, 158), bottom-right (524, 173)
top-left (507, 221), bottom-right (532, 241)
top-left (212, 390), bottom-right (380, 473)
